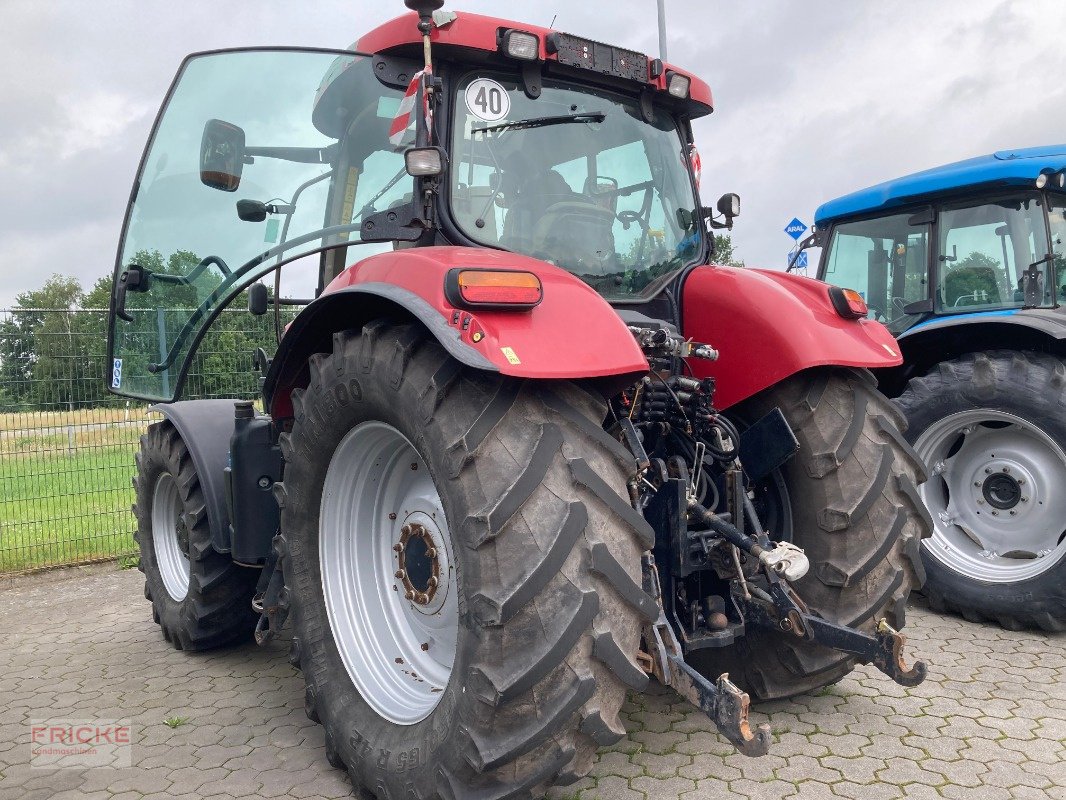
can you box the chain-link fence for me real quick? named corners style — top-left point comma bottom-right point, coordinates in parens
top-left (0, 307), bottom-right (283, 575)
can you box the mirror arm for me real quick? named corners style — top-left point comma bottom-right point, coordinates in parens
top-left (243, 143), bottom-right (337, 165)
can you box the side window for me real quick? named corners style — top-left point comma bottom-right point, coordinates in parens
top-left (1049, 198), bottom-right (1066, 301)
top-left (823, 214), bottom-right (929, 324)
top-left (937, 197), bottom-right (1049, 310)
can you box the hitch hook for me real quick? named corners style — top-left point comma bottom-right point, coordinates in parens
top-left (872, 619), bottom-right (927, 687)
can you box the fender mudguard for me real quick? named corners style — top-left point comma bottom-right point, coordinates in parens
top-left (681, 266), bottom-right (902, 409)
top-left (264, 246), bottom-right (648, 417)
top-left (149, 399), bottom-right (239, 554)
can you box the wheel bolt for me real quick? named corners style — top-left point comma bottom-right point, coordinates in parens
top-left (426, 548), bottom-right (436, 558)
top-left (392, 543), bottom-right (403, 553)
top-left (389, 512), bottom-right (397, 520)
top-left (427, 576), bottom-right (438, 589)
top-left (991, 511), bottom-right (999, 516)
top-left (1018, 478), bottom-right (1026, 485)
top-left (974, 481), bottom-right (981, 487)
top-left (984, 467), bottom-right (992, 474)
top-left (1010, 510), bottom-right (1017, 516)
top-left (395, 569), bottom-right (406, 580)
top-left (1021, 497), bottom-right (1029, 503)
top-left (1002, 466), bottom-right (1010, 473)
top-left (977, 499), bottom-right (985, 505)
top-left (401, 525), bottom-right (411, 536)
top-left (404, 590), bottom-right (415, 600)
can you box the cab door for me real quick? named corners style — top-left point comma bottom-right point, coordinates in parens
top-left (108, 48), bottom-right (407, 401)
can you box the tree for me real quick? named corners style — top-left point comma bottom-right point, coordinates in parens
top-left (711, 233), bottom-right (744, 267)
top-left (943, 251), bottom-right (1002, 306)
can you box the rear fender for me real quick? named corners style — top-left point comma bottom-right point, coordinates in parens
top-left (874, 311), bottom-right (1066, 397)
top-left (149, 399), bottom-right (239, 554)
top-left (263, 246), bottom-right (648, 417)
top-left (681, 266), bottom-right (902, 409)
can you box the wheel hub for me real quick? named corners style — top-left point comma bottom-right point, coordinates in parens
top-left (394, 520), bottom-right (443, 608)
top-left (980, 470), bottom-right (1022, 511)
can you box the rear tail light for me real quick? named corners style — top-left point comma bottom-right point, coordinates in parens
top-left (445, 269), bottom-right (543, 310)
top-left (828, 286), bottom-right (869, 319)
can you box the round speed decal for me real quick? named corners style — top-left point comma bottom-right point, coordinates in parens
top-left (465, 78), bottom-right (510, 122)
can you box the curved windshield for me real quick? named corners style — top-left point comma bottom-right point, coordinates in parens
top-left (450, 74), bottom-right (702, 300)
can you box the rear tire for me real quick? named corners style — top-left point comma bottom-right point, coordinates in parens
top-left (133, 421), bottom-right (259, 650)
top-left (277, 321), bottom-right (655, 799)
top-left (691, 368), bottom-right (931, 701)
top-left (896, 351), bottom-right (1066, 632)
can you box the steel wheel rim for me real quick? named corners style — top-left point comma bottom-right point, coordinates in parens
top-left (320, 421), bottom-right (458, 725)
top-left (914, 409), bottom-right (1066, 583)
top-left (152, 473), bottom-right (190, 601)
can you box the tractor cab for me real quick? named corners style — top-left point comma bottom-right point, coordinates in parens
top-left (108, 10), bottom-right (721, 402)
top-left (810, 146), bottom-right (1066, 334)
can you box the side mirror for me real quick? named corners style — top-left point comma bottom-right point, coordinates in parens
top-left (716, 192), bottom-right (740, 222)
top-left (248, 283), bottom-right (269, 316)
top-left (200, 119), bottom-right (246, 192)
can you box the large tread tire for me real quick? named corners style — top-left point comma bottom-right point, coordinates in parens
top-left (896, 350), bottom-right (1066, 632)
top-left (276, 321), bottom-right (654, 799)
top-left (133, 420), bottom-right (259, 651)
top-left (690, 368), bottom-right (931, 701)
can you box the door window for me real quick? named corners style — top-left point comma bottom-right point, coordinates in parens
top-left (936, 195), bottom-right (1051, 311)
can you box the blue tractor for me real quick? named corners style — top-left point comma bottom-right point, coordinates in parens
top-left (805, 145), bottom-right (1066, 631)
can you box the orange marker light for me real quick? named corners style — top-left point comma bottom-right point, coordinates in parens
top-left (828, 286), bottom-right (869, 319)
top-left (446, 269), bottom-right (543, 310)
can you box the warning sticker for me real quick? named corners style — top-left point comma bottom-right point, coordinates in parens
top-left (501, 346), bottom-right (521, 365)
top-left (465, 78), bottom-right (510, 122)
top-left (111, 358), bottom-right (123, 389)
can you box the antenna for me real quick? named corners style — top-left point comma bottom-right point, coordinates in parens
top-left (657, 0), bottom-right (668, 61)
top-left (404, 0), bottom-right (444, 70)
top-left (549, 14), bottom-right (557, 29)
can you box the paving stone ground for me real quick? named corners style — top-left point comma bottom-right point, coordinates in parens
top-left (0, 566), bottom-right (1062, 799)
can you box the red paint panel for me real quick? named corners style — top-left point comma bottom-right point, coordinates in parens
top-left (324, 246), bottom-right (648, 379)
top-left (681, 266), bottom-right (902, 409)
top-left (356, 12), bottom-right (713, 109)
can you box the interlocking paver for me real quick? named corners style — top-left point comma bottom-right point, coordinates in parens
top-left (1, 567), bottom-right (1064, 800)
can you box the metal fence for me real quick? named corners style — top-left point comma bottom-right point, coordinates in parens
top-left (0, 307), bottom-right (282, 575)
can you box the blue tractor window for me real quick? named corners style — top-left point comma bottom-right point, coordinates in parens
top-left (936, 195), bottom-right (1051, 311)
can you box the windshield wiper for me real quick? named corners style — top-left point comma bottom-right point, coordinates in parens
top-left (473, 112), bottom-right (605, 136)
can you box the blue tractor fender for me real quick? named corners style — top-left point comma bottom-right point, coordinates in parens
top-left (875, 308), bottom-right (1066, 397)
top-left (148, 399), bottom-right (240, 554)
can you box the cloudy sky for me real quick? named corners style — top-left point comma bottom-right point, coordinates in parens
top-left (1, 0), bottom-right (1063, 306)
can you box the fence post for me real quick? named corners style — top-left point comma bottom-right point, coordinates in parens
top-left (156, 307), bottom-right (171, 398)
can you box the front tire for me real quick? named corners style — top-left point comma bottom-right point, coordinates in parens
top-left (133, 421), bottom-right (259, 650)
top-left (277, 321), bottom-right (655, 798)
top-left (691, 368), bottom-right (931, 701)
top-left (896, 351), bottom-right (1066, 632)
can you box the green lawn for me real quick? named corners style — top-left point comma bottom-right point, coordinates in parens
top-left (0, 440), bottom-right (140, 573)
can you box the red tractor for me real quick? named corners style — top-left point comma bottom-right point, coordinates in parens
top-left (109, 3), bottom-right (930, 796)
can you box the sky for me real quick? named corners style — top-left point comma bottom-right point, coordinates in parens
top-left (1, 0), bottom-right (1064, 307)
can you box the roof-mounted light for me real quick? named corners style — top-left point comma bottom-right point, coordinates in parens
top-left (666, 71), bottom-right (690, 99)
top-left (501, 29), bottom-right (539, 61)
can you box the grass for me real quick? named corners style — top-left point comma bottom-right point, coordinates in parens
top-left (163, 716), bottom-right (190, 729)
top-left (0, 422), bottom-right (143, 572)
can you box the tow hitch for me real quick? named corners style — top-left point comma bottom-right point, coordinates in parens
top-left (640, 554), bottom-right (772, 757)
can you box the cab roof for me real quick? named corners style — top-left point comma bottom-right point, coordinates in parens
top-left (815, 144), bottom-right (1066, 226)
top-left (355, 11), bottom-right (713, 112)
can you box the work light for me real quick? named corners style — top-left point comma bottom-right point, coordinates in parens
top-left (666, 71), bottom-right (690, 99)
top-left (405, 147), bottom-right (446, 177)
top-left (502, 30), bottom-right (539, 61)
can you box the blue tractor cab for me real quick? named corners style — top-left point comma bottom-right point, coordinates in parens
top-left (811, 146), bottom-right (1066, 632)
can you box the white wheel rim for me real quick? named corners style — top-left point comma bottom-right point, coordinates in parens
top-left (319, 421), bottom-right (458, 725)
top-left (914, 409), bottom-right (1066, 583)
top-left (152, 473), bottom-right (190, 601)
